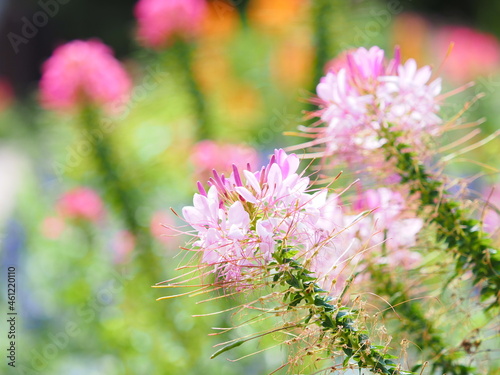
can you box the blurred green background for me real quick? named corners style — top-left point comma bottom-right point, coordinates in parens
top-left (0, 0), bottom-right (499, 374)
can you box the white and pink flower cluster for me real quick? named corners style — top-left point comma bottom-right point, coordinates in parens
top-left (309, 187), bottom-right (423, 295)
top-left (183, 149), bottom-right (326, 284)
top-left (313, 46), bottom-right (442, 164)
top-left (351, 188), bottom-right (423, 268)
top-left (182, 149), bottom-right (423, 297)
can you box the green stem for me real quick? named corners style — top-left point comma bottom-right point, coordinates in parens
top-left (80, 107), bottom-right (162, 280)
top-left (81, 107), bottom-right (141, 234)
top-left (370, 265), bottom-right (476, 375)
top-left (271, 245), bottom-right (410, 374)
top-left (311, 0), bottom-right (332, 90)
top-left (235, 0), bottom-right (251, 26)
top-left (172, 41), bottom-right (210, 140)
top-left (382, 129), bottom-right (500, 307)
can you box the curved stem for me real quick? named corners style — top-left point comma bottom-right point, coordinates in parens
top-left (370, 265), bottom-right (477, 375)
top-left (81, 107), bottom-right (141, 234)
top-left (382, 129), bottom-right (500, 307)
top-left (80, 107), bottom-right (161, 279)
top-left (271, 245), bottom-right (410, 374)
top-left (172, 41), bottom-right (210, 140)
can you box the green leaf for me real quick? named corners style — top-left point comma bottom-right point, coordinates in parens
top-left (210, 340), bottom-right (245, 359)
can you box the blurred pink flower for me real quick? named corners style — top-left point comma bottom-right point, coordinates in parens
top-left (191, 140), bottom-right (259, 182)
top-left (134, 0), bottom-right (207, 48)
top-left (310, 195), bottom-right (363, 298)
top-left (150, 211), bottom-right (178, 246)
top-left (113, 230), bottom-right (136, 263)
top-left (386, 218), bottom-right (423, 256)
top-left (57, 187), bottom-right (104, 223)
top-left (354, 187), bottom-right (405, 227)
top-left (39, 40), bottom-right (132, 112)
top-left (183, 148), bottom-right (370, 298)
top-left (41, 216), bottom-right (66, 239)
top-left (435, 26), bottom-right (500, 84)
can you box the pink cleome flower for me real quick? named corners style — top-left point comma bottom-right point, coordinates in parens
top-left (57, 187), bottom-right (104, 223)
top-left (313, 46), bottom-right (442, 165)
top-left (39, 40), bottom-right (132, 112)
top-left (351, 187), bottom-right (423, 269)
top-left (309, 186), bottom-right (424, 294)
top-left (134, 0), bottom-right (207, 49)
top-left (183, 149), bottom-right (376, 297)
top-left (182, 149), bottom-right (424, 295)
top-left (183, 150), bottom-right (345, 287)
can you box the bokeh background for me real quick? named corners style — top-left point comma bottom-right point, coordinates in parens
top-left (1, 0), bottom-right (499, 374)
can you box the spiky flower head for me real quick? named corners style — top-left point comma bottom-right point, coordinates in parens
top-left (307, 46), bottom-right (442, 167)
top-left (182, 148), bottom-right (425, 297)
top-left (182, 149), bottom-right (361, 295)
